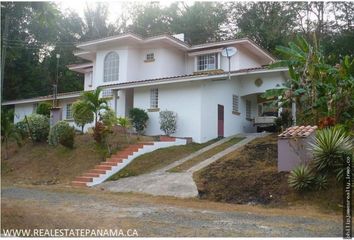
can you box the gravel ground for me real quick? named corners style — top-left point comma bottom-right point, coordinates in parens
top-left (1, 186), bottom-right (342, 237)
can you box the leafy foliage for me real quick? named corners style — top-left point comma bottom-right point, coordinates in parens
top-left (274, 109), bottom-right (292, 131)
top-left (100, 108), bottom-right (117, 129)
top-left (288, 165), bottom-right (315, 191)
top-left (80, 88), bottom-right (109, 125)
top-left (15, 121), bottom-right (29, 139)
top-left (71, 100), bottom-right (94, 133)
top-left (48, 120), bottom-right (75, 148)
top-left (1, 109), bottom-right (22, 159)
top-left (314, 175), bottom-right (328, 190)
top-left (159, 110), bottom-right (177, 136)
top-left (36, 102), bottom-right (52, 117)
top-left (129, 108), bottom-right (149, 135)
top-left (26, 114), bottom-right (50, 142)
top-left (309, 127), bottom-right (352, 176)
top-left (92, 121), bottom-right (110, 145)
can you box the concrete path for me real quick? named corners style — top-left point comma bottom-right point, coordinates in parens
top-left (98, 133), bottom-right (267, 198)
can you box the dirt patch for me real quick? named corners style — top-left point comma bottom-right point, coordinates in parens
top-left (193, 134), bottom-right (343, 211)
top-left (194, 134), bottom-right (290, 204)
top-left (1, 131), bottom-right (152, 186)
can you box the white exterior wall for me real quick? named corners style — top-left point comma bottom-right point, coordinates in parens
top-left (239, 72), bottom-right (285, 96)
top-left (84, 71), bottom-right (94, 91)
top-left (14, 103), bottom-right (35, 123)
top-left (133, 82), bottom-right (202, 142)
top-left (199, 78), bottom-right (249, 142)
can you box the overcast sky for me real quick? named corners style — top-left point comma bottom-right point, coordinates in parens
top-left (57, 0), bottom-right (179, 23)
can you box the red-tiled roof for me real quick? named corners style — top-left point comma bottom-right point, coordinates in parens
top-left (278, 125), bottom-right (318, 138)
top-left (102, 66), bottom-right (273, 89)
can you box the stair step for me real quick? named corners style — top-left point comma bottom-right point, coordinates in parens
top-left (89, 169), bottom-right (107, 174)
top-left (75, 176), bottom-right (93, 182)
top-left (71, 181), bottom-right (87, 187)
top-left (103, 162), bottom-right (119, 166)
top-left (140, 142), bottom-right (154, 145)
top-left (95, 165), bottom-right (112, 170)
top-left (83, 173), bottom-right (100, 177)
top-left (107, 158), bottom-right (124, 163)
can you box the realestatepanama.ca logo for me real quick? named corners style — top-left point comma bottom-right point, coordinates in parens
top-left (1, 228), bottom-right (139, 237)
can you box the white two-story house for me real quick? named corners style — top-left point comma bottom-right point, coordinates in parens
top-left (3, 33), bottom-right (288, 143)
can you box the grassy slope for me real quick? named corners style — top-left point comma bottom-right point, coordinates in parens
top-left (1, 131), bottom-right (153, 186)
top-left (193, 134), bottom-right (342, 212)
top-left (168, 137), bottom-right (244, 172)
top-left (108, 138), bottom-right (219, 181)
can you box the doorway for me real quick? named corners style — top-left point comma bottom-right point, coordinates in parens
top-left (217, 104), bottom-right (224, 137)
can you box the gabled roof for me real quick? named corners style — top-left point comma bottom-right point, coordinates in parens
top-left (100, 66), bottom-right (287, 90)
top-left (2, 91), bottom-right (83, 106)
top-left (75, 33), bottom-right (276, 62)
top-left (278, 126), bottom-right (318, 139)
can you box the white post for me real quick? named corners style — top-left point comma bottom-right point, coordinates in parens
top-left (292, 100), bottom-right (296, 126)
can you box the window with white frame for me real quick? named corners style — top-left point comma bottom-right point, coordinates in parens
top-left (197, 53), bottom-right (217, 71)
top-left (232, 95), bottom-right (239, 113)
top-left (66, 103), bottom-right (73, 119)
top-left (246, 100), bottom-right (252, 119)
top-left (102, 89), bottom-right (113, 98)
top-left (103, 52), bottom-right (119, 82)
top-left (146, 53), bottom-right (155, 61)
top-left (150, 88), bottom-right (158, 109)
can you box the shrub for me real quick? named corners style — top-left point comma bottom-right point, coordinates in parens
top-left (93, 121), bottom-right (110, 145)
top-left (159, 110), bottom-right (177, 136)
top-left (318, 116), bottom-right (336, 129)
top-left (129, 108), bottom-right (149, 135)
top-left (26, 114), bottom-right (50, 142)
top-left (288, 165), bottom-right (315, 191)
top-left (15, 121), bottom-right (29, 139)
top-left (100, 108), bottom-right (117, 129)
top-left (36, 102), bottom-right (52, 117)
top-left (309, 126), bottom-right (352, 174)
top-left (48, 121), bottom-right (75, 148)
top-left (117, 117), bottom-right (131, 130)
top-left (71, 100), bottom-right (94, 133)
top-left (314, 175), bottom-right (328, 190)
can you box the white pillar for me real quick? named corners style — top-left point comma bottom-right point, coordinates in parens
top-left (292, 100), bottom-right (296, 126)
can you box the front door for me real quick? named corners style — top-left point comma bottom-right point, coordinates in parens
top-left (217, 104), bottom-right (224, 137)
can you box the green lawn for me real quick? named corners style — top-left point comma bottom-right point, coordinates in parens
top-left (168, 137), bottom-right (244, 173)
top-left (108, 138), bottom-right (219, 181)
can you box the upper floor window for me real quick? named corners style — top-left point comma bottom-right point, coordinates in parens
top-left (150, 88), bottom-right (159, 109)
top-left (197, 53), bottom-right (217, 71)
top-left (146, 53), bottom-right (155, 61)
top-left (103, 52), bottom-right (119, 82)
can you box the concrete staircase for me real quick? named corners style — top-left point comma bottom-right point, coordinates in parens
top-left (71, 138), bottom-right (187, 187)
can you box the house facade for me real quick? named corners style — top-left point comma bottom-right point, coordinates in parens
top-left (3, 33), bottom-right (288, 143)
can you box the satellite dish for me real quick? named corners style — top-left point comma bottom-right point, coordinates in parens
top-left (221, 47), bottom-right (237, 57)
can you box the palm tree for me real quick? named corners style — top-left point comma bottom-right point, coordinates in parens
top-left (80, 87), bottom-right (109, 125)
top-left (1, 109), bottom-right (21, 159)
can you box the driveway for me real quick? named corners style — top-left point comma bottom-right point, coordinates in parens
top-left (1, 186), bottom-right (342, 237)
top-left (98, 134), bottom-right (263, 197)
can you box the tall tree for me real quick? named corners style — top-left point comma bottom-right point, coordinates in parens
top-left (231, 2), bottom-right (297, 54)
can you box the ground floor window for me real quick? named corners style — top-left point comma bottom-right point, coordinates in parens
top-left (232, 94), bottom-right (239, 113)
top-left (66, 103), bottom-right (73, 119)
top-left (150, 88), bottom-right (159, 109)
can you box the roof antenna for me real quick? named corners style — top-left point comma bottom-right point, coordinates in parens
top-left (221, 47), bottom-right (237, 80)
